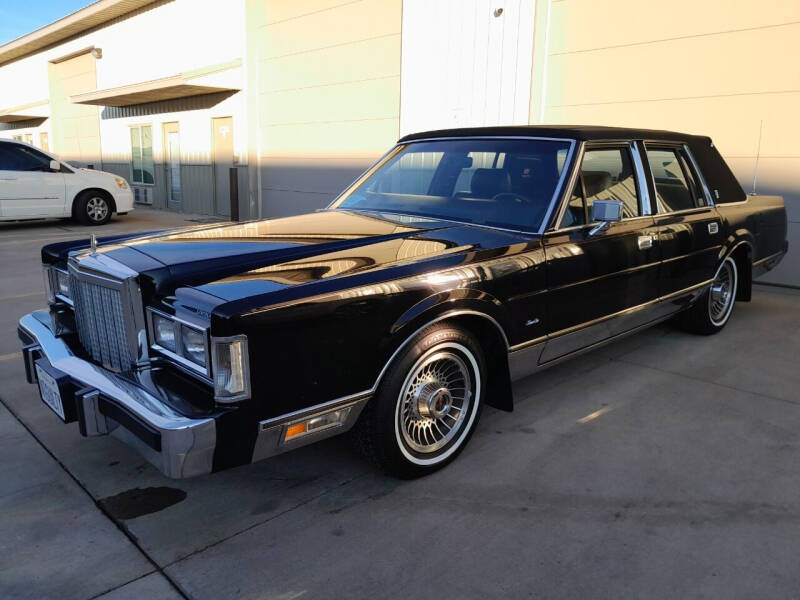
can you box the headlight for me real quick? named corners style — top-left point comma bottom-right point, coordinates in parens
top-left (43, 265), bottom-right (70, 303)
top-left (181, 325), bottom-right (206, 367)
top-left (147, 308), bottom-right (209, 374)
top-left (211, 335), bottom-right (250, 403)
top-left (55, 269), bottom-right (70, 297)
top-left (152, 313), bottom-right (177, 352)
top-left (114, 177), bottom-right (129, 190)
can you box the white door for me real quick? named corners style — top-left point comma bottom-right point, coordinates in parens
top-left (400, 0), bottom-right (535, 137)
top-left (0, 143), bottom-right (66, 218)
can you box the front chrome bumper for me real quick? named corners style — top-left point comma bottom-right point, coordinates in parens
top-left (18, 311), bottom-right (217, 478)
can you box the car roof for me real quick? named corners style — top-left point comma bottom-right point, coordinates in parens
top-left (398, 124), bottom-right (710, 144)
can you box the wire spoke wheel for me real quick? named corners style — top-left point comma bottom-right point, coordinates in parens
top-left (708, 258), bottom-right (736, 326)
top-left (397, 347), bottom-right (473, 455)
top-left (86, 197), bottom-right (109, 222)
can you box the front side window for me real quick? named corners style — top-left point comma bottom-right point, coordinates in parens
top-left (646, 147), bottom-right (703, 212)
top-left (335, 139), bottom-right (572, 232)
top-left (580, 147), bottom-right (641, 221)
top-left (130, 125), bottom-right (154, 184)
top-left (0, 143), bottom-right (52, 171)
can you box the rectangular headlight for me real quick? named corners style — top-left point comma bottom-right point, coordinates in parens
top-left (152, 313), bottom-right (177, 352)
top-left (55, 269), bottom-right (70, 298)
top-left (181, 325), bottom-right (206, 367)
top-left (43, 266), bottom-right (70, 303)
top-left (147, 308), bottom-right (209, 374)
top-left (211, 335), bottom-right (250, 403)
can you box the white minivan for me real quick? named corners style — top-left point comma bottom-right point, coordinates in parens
top-left (0, 140), bottom-right (134, 225)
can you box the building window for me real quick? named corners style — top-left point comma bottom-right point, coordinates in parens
top-left (40, 132), bottom-right (49, 151)
top-left (130, 125), bottom-right (154, 184)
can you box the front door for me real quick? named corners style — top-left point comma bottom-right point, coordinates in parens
top-left (163, 122), bottom-right (181, 207)
top-left (0, 142), bottom-right (66, 218)
top-left (642, 144), bottom-right (721, 298)
top-left (212, 116), bottom-right (233, 217)
top-left (540, 143), bottom-right (660, 363)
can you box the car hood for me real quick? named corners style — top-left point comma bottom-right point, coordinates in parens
top-left (88, 209), bottom-right (535, 309)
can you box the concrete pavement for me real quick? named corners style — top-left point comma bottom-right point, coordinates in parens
top-left (1, 209), bottom-right (799, 599)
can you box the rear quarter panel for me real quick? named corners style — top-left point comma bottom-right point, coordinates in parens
top-left (717, 195), bottom-right (787, 260)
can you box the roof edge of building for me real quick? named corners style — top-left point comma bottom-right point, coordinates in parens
top-left (0, 0), bottom-right (160, 67)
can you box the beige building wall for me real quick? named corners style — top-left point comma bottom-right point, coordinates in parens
top-left (532, 0), bottom-right (800, 285)
top-left (246, 0), bottom-right (402, 218)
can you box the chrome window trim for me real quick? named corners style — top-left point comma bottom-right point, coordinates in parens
top-left (552, 141), bottom-right (586, 230)
top-left (630, 141), bottom-right (653, 216)
top-left (146, 307), bottom-right (211, 379)
top-left (553, 140), bottom-right (651, 231)
top-left (328, 135), bottom-right (579, 236)
top-left (682, 143), bottom-right (715, 207)
top-left (641, 140), bottom-right (717, 214)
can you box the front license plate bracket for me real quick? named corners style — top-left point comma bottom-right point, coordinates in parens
top-left (34, 358), bottom-right (77, 423)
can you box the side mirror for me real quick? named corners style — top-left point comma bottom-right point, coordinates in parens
top-left (588, 199), bottom-right (623, 237)
top-left (49, 160), bottom-right (61, 172)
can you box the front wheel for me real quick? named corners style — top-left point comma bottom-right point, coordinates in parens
top-left (678, 256), bottom-right (739, 335)
top-left (74, 192), bottom-right (112, 225)
top-left (353, 323), bottom-right (485, 478)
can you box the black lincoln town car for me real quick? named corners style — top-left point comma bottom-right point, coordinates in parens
top-left (19, 126), bottom-right (787, 478)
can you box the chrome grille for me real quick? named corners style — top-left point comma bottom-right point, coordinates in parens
top-left (70, 271), bottom-right (135, 371)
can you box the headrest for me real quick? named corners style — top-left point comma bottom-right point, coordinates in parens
top-left (582, 171), bottom-right (612, 197)
top-left (471, 168), bottom-right (512, 198)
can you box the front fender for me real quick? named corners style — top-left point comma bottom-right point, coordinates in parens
top-left (382, 288), bottom-right (514, 412)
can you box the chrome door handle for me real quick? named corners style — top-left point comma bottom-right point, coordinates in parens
top-left (637, 234), bottom-right (655, 250)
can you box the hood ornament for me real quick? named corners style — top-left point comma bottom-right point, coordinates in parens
top-left (90, 233), bottom-right (97, 254)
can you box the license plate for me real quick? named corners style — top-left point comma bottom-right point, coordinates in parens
top-left (36, 363), bottom-right (66, 420)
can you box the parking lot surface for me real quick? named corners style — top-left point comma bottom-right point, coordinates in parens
top-left (1, 210), bottom-right (799, 599)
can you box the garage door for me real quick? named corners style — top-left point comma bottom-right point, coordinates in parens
top-left (400, 0), bottom-right (535, 136)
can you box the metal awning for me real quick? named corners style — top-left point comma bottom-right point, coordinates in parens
top-left (0, 100), bottom-right (48, 123)
top-left (70, 75), bottom-right (238, 107)
top-left (69, 61), bottom-right (242, 107)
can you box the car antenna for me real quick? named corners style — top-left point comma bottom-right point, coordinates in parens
top-left (751, 119), bottom-right (763, 196)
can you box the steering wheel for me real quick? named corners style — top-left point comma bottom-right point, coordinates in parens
top-left (491, 192), bottom-right (535, 205)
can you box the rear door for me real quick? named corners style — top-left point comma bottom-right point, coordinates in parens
top-left (0, 142), bottom-right (66, 218)
top-left (641, 143), bottom-right (721, 297)
top-left (540, 142), bottom-right (660, 363)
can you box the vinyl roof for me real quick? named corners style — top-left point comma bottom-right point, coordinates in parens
top-left (399, 125), bottom-right (710, 144)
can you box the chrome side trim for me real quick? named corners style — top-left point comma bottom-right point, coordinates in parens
top-left (753, 249), bottom-right (784, 267)
top-left (508, 279), bottom-right (713, 379)
top-left (18, 311), bottom-right (216, 478)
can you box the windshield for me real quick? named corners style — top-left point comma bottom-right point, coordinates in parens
top-left (334, 138), bottom-right (573, 232)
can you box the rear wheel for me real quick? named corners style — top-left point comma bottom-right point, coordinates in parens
top-left (678, 256), bottom-right (738, 335)
top-left (353, 323), bottom-right (485, 478)
top-left (74, 191), bottom-right (112, 225)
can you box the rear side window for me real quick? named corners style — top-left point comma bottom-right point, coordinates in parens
top-left (581, 147), bottom-right (641, 220)
top-left (0, 143), bottom-right (51, 171)
top-left (646, 147), bottom-right (706, 212)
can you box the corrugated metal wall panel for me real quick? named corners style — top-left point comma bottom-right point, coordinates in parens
top-left (181, 164), bottom-right (214, 215)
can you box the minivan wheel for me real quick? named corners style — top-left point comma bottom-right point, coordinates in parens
top-left (75, 192), bottom-right (112, 225)
top-left (352, 323), bottom-right (485, 478)
top-left (678, 256), bottom-right (738, 335)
